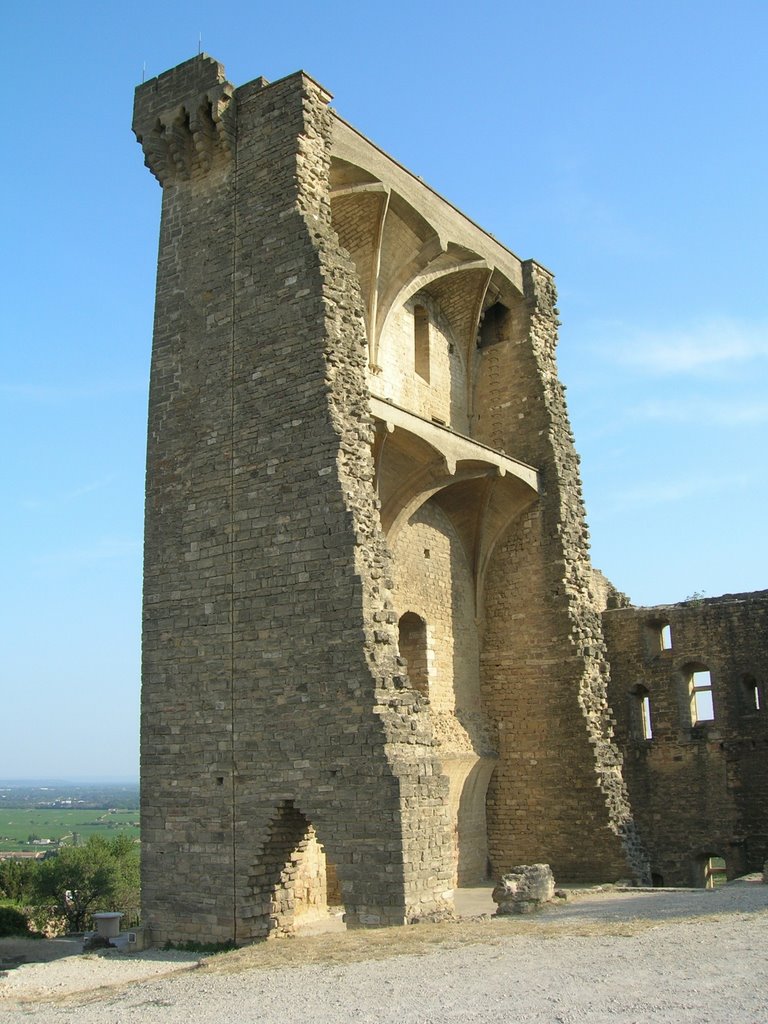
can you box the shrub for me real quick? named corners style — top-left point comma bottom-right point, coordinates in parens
top-left (0, 904), bottom-right (32, 937)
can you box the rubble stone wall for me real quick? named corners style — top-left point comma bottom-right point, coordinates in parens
top-left (603, 591), bottom-right (768, 885)
top-left (475, 266), bottom-right (646, 882)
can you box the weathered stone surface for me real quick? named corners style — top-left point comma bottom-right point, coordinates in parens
top-left (134, 53), bottom-right (682, 947)
top-left (604, 591), bottom-right (768, 886)
top-left (492, 864), bottom-right (556, 914)
top-left (135, 57), bottom-right (456, 946)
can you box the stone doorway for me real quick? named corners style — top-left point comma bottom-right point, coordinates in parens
top-left (245, 801), bottom-right (341, 939)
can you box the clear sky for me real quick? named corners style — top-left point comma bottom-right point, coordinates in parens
top-left (3, 1), bottom-right (766, 780)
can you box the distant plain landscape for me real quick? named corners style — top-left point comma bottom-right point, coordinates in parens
top-left (0, 783), bottom-right (139, 854)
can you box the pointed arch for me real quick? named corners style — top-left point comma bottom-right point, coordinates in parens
top-left (243, 801), bottom-right (332, 940)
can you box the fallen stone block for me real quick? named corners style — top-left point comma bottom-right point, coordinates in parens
top-left (492, 864), bottom-right (556, 915)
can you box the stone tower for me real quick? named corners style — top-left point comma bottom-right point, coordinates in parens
top-left (133, 55), bottom-right (645, 945)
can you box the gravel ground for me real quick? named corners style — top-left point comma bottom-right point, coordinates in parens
top-left (1, 881), bottom-right (766, 1023)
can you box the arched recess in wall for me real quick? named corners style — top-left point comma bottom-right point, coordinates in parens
top-left (328, 157), bottom-right (527, 424)
top-left (391, 501), bottom-right (480, 713)
top-left (374, 289), bottom-right (470, 430)
top-left (455, 757), bottom-right (497, 884)
top-left (398, 612), bottom-right (429, 695)
top-left (242, 801), bottom-right (338, 941)
top-left (390, 499), bottom-right (495, 887)
top-left (371, 379), bottom-right (539, 623)
top-left (381, 265), bottom-right (531, 435)
top-left (372, 430), bottom-right (538, 621)
top-left (374, 266), bottom-right (493, 434)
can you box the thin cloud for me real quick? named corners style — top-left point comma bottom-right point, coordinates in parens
top-left (631, 398), bottom-right (768, 425)
top-left (606, 472), bottom-right (750, 512)
top-left (543, 151), bottom-right (659, 259)
top-left (0, 381), bottom-right (145, 402)
top-left (31, 537), bottom-right (141, 567)
top-left (601, 318), bottom-right (768, 376)
top-left (21, 474), bottom-right (118, 511)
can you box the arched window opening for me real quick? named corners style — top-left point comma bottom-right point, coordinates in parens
top-left (413, 305), bottom-right (430, 382)
top-left (398, 611), bottom-right (429, 695)
top-left (687, 666), bottom-right (715, 725)
top-left (741, 673), bottom-right (762, 711)
top-left (477, 302), bottom-right (508, 348)
top-left (631, 684), bottom-right (653, 740)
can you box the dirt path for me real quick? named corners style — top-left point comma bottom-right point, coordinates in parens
top-left (1, 881), bottom-right (766, 1023)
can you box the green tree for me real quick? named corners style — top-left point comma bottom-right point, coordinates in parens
top-left (104, 833), bottom-right (140, 916)
top-left (0, 858), bottom-right (39, 904)
top-left (33, 834), bottom-right (139, 932)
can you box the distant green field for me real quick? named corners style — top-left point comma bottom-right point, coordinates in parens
top-left (0, 808), bottom-right (139, 852)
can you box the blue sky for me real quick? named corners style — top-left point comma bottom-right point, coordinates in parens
top-left (3, 1), bottom-right (766, 780)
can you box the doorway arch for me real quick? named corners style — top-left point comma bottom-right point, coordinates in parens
top-left (244, 801), bottom-right (333, 939)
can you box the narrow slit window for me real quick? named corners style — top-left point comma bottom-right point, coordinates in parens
top-left (413, 305), bottom-right (430, 382)
top-left (640, 694), bottom-right (653, 739)
top-left (398, 611), bottom-right (429, 696)
top-left (742, 674), bottom-right (762, 711)
top-left (632, 685), bottom-right (653, 740)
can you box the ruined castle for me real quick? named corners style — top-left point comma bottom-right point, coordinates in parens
top-left (133, 55), bottom-right (768, 944)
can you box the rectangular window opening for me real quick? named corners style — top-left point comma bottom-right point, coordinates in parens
top-left (414, 305), bottom-right (430, 383)
top-left (690, 669), bottom-right (714, 724)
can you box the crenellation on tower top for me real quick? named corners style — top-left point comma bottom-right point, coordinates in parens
top-left (133, 54), bottom-right (235, 185)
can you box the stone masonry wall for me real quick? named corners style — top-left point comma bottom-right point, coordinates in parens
top-left (372, 293), bottom-right (470, 432)
top-left (389, 500), bottom-right (493, 885)
top-left (475, 263), bottom-right (648, 881)
top-left (390, 502), bottom-right (480, 723)
top-left (135, 57), bottom-right (454, 944)
top-left (135, 54), bottom-right (670, 945)
top-left (603, 591), bottom-right (768, 885)
top-left (135, 55), bottom-right (239, 941)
